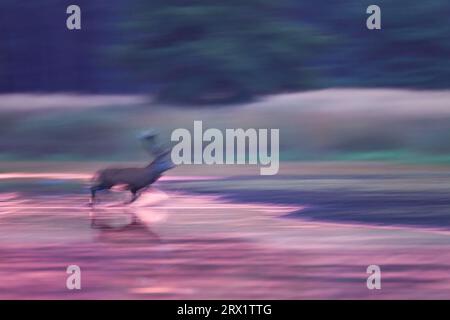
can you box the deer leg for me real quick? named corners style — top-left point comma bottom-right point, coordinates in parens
top-left (126, 189), bottom-right (142, 204)
top-left (89, 185), bottom-right (108, 205)
top-left (89, 187), bottom-right (97, 206)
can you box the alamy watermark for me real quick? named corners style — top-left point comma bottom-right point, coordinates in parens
top-left (66, 5), bottom-right (81, 30)
top-left (66, 4), bottom-right (380, 31)
top-left (171, 121), bottom-right (279, 175)
top-left (366, 5), bottom-right (381, 30)
top-left (366, 265), bottom-right (381, 290)
top-left (66, 265), bottom-right (81, 290)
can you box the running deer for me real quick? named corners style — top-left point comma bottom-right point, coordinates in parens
top-left (89, 131), bottom-right (174, 205)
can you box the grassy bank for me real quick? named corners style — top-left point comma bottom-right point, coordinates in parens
top-left (1, 89), bottom-right (450, 164)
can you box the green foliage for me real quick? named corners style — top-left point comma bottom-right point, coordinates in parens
top-left (0, 112), bottom-right (125, 160)
top-left (118, 0), bottom-right (450, 103)
top-left (2, 0), bottom-right (449, 98)
top-left (120, 0), bottom-right (327, 104)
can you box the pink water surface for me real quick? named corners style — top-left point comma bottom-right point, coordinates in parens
top-left (1, 174), bottom-right (450, 299)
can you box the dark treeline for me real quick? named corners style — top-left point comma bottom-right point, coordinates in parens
top-left (0, 0), bottom-right (449, 102)
top-left (0, 0), bottom-right (139, 93)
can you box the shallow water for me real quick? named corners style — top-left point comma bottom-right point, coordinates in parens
top-left (1, 173), bottom-right (450, 299)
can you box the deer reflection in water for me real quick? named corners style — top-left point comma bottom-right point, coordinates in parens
top-left (88, 203), bottom-right (163, 245)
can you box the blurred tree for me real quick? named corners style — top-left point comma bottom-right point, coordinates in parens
top-left (0, 0), bottom-right (137, 93)
top-left (361, 0), bottom-right (450, 88)
top-left (0, 0), bottom-right (449, 97)
top-left (119, 0), bottom-right (327, 104)
top-left (301, 0), bottom-right (450, 88)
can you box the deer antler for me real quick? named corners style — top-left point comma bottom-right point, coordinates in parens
top-left (138, 129), bottom-right (166, 158)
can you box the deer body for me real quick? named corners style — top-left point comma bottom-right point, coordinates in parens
top-left (90, 151), bottom-right (174, 205)
top-left (95, 167), bottom-right (160, 190)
